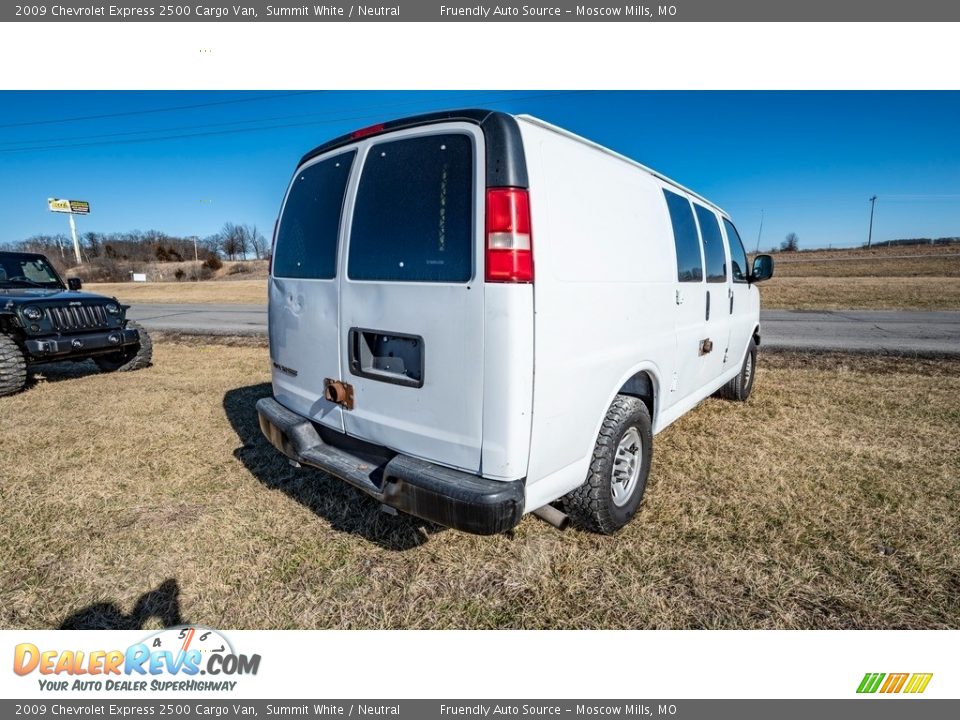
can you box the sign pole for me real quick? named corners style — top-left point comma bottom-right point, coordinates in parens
top-left (48, 198), bottom-right (90, 265)
top-left (67, 212), bottom-right (82, 264)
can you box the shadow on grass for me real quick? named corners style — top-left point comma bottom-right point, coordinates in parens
top-left (223, 383), bottom-right (443, 551)
top-left (27, 360), bottom-right (103, 387)
top-left (60, 579), bottom-right (186, 630)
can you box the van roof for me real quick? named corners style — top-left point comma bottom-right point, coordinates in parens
top-left (515, 114), bottom-right (728, 217)
top-left (299, 108), bottom-right (726, 217)
top-left (299, 108), bottom-right (529, 188)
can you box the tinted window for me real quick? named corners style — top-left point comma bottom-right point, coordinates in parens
top-left (723, 218), bottom-right (749, 283)
top-left (694, 204), bottom-right (727, 283)
top-left (664, 190), bottom-right (703, 282)
top-left (273, 151), bottom-right (355, 279)
top-left (349, 133), bottom-right (473, 283)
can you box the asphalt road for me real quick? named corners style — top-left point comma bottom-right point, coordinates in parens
top-left (127, 303), bottom-right (960, 356)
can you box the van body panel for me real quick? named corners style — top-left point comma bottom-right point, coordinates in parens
top-left (480, 283), bottom-right (534, 480)
top-left (269, 276), bottom-right (345, 432)
top-left (518, 119), bottom-right (678, 500)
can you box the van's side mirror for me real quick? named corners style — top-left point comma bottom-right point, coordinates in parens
top-left (67, 277), bottom-right (83, 291)
top-left (750, 255), bottom-right (774, 283)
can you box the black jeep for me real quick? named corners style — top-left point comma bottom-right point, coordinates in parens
top-left (0, 251), bottom-right (152, 396)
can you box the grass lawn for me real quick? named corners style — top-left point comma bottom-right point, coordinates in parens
top-left (759, 276), bottom-right (960, 310)
top-left (87, 280), bottom-right (266, 305)
top-left (87, 244), bottom-right (960, 311)
top-left (2, 338), bottom-right (957, 629)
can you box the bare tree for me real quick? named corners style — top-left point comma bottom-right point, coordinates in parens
top-left (248, 225), bottom-right (268, 260)
top-left (781, 232), bottom-right (799, 252)
top-left (219, 222), bottom-right (249, 260)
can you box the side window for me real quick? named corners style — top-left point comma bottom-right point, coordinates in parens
top-left (694, 204), bottom-right (727, 283)
top-left (273, 150), bottom-right (355, 279)
top-left (663, 189), bottom-right (703, 283)
top-left (723, 218), bottom-right (749, 283)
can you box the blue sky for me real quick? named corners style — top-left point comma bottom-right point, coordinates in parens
top-left (0, 90), bottom-right (957, 251)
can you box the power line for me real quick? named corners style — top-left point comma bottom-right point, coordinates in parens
top-left (0, 91), bottom-right (322, 129)
top-left (0, 92), bottom-right (583, 155)
top-left (0, 91), bottom-right (532, 148)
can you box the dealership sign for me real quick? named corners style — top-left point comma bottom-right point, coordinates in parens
top-left (47, 198), bottom-right (90, 215)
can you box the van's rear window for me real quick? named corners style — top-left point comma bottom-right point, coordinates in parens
top-left (273, 150), bottom-right (355, 279)
top-left (348, 133), bottom-right (473, 283)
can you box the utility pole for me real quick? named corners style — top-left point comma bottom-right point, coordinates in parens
top-left (755, 209), bottom-right (764, 253)
top-left (867, 195), bottom-right (878, 248)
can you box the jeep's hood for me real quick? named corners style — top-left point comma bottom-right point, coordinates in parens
top-left (0, 288), bottom-right (118, 305)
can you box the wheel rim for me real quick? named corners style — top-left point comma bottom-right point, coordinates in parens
top-left (744, 351), bottom-right (753, 387)
top-left (611, 426), bottom-right (643, 507)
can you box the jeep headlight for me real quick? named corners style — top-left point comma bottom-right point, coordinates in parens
top-left (105, 303), bottom-right (121, 316)
top-left (23, 306), bottom-right (43, 321)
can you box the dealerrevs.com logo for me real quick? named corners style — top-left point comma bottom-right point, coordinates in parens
top-left (13, 627), bottom-right (261, 693)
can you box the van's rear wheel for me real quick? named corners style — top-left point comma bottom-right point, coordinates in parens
top-left (563, 395), bottom-right (652, 534)
top-left (715, 338), bottom-right (757, 402)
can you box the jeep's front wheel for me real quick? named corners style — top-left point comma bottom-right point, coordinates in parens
top-left (0, 333), bottom-right (27, 397)
top-left (563, 395), bottom-right (653, 534)
top-left (94, 322), bottom-right (153, 372)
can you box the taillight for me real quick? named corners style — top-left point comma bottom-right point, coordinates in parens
top-left (485, 187), bottom-right (533, 283)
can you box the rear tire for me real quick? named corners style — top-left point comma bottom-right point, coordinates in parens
top-left (94, 322), bottom-right (153, 372)
top-left (0, 333), bottom-right (27, 397)
top-left (716, 338), bottom-right (757, 402)
top-left (563, 395), bottom-right (653, 534)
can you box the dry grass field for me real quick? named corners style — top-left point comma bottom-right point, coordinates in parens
top-left (759, 243), bottom-right (960, 310)
top-left (85, 244), bottom-right (960, 310)
top-left (87, 279), bottom-right (266, 305)
top-left (759, 277), bottom-right (960, 311)
top-left (2, 336), bottom-right (958, 629)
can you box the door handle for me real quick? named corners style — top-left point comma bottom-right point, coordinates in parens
top-left (705, 290), bottom-right (710, 321)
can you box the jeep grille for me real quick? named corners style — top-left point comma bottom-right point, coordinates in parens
top-left (45, 305), bottom-right (110, 331)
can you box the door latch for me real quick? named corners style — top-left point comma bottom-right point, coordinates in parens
top-left (699, 339), bottom-right (714, 355)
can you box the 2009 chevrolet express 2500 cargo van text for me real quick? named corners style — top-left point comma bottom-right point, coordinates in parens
top-left (257, 109), bottom-right (774, 535)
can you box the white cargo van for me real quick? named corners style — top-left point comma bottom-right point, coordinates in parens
top-left (257, 109), bottom-right (774, 535)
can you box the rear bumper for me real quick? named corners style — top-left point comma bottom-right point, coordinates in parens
top-left (256, 397), bottom-right (524, 535)
top-left (24, 327), bottom-right (140, 360)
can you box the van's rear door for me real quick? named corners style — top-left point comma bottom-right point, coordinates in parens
top-left (269, 149), bottom-right (356, 433)
top-left (339, 124), bottom-right (486, 473)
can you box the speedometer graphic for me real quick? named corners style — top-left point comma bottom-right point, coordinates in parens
top-left (142, 626), bottom-right (234, 659)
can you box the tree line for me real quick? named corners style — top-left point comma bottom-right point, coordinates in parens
top-left (3, 223), bottom-right (269, 268)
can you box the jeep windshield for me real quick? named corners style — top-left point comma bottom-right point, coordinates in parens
top-left (0, 256), bottom-right (64, 289)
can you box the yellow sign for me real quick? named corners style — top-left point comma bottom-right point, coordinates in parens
top-left (48, 198), bottom-right (90, 215)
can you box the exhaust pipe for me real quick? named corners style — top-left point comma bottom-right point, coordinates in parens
top-left (533, 504), bottom-right (569, 530)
